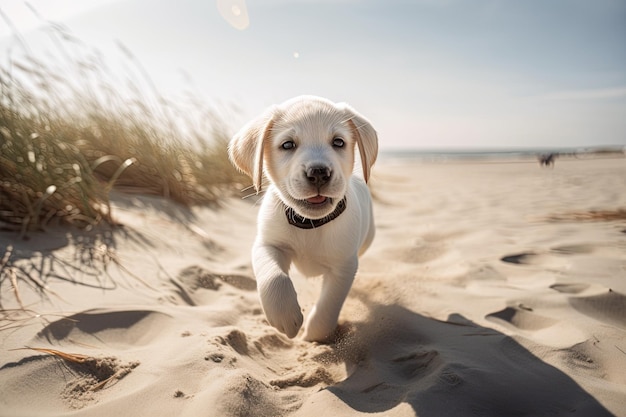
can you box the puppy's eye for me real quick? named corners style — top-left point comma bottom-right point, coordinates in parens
top-left (281, 141), bottom-right (296, 150)
top-left (332, 137), bottom-right (345, 148)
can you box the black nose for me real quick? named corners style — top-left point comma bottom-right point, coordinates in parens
top-left (306, 166), bottom-right (332, 186)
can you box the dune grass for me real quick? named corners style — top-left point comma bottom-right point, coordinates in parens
top-left (0, 23), bottom-right (246, 234)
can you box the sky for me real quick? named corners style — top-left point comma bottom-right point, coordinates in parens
top-left (1, 0), bottom-right (625, 150)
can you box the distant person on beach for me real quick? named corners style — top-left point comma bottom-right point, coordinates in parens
top-left (538, 153), bottom-right (557, 168)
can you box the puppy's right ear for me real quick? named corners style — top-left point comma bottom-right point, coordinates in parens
top-left (228, 108), bottom-right (276, 193)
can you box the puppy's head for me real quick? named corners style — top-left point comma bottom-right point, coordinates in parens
top-left (229, 96), bottom-right (378, 219)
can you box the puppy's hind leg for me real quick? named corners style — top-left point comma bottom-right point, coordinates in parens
top-left (302, 257), bottom-right (358, 342)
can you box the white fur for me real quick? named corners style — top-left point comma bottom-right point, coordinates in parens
top-left (228, 96), bottom-right (378, 342)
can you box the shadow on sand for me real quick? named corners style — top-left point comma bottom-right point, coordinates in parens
top-left (314, 301), bottom-right (614, 417)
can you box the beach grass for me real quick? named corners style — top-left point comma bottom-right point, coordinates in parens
top-left (0, 24), bottom-right (246, 234)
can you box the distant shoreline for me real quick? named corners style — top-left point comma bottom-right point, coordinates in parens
top-left (378, 145), bottom-right (626, 163)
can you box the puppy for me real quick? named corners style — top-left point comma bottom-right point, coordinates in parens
top-left (228, 96), bottom-right (378, 342)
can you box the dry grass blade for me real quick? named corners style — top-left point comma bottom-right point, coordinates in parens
top-left (0, 245), bottom-right (12, 269)
top-left (12, 346), bottom-right (90, 363)
top-left (1, 246), bottom-right (24, 309)
top-left (0, 309), bottom-right (77, 332)
top-left (11, 346), bottom-right (140, 392)
top-left (90, 369), bottom-right (126, 391)
top-left (0, 246), bottom-right (68, 308)
top-left (8, 269), bottom-right (24, 309)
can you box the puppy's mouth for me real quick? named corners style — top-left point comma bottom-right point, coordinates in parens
top-left (290, 194), bottom-right (334, 216)
top-left (305, 195), bottom-right (329, 205)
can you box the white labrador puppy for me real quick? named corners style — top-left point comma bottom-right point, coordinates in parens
top-left (228, 96), bottom-right (378, 342)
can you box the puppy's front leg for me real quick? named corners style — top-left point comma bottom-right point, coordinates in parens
top-left (253, 244), bottom-right (303, 338)
top-left (303, 257), bottom-right (358, 342)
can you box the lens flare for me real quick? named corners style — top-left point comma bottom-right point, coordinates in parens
top-left (216, 0), bottom-right (249, 30)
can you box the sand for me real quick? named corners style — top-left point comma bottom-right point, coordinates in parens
top-left (1, 156), bottom-right (625, 416)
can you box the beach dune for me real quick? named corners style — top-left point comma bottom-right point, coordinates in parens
top-left (1, 156), bottom-right (625, 416)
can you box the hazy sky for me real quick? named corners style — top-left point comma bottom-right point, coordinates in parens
top-left (1, 0), bottom-right (625, 150)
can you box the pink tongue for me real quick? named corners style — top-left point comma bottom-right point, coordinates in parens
top-left (307, 195), bottom-right (327, 204)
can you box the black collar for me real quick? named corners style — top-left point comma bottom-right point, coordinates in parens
top-left (285, 197), bottom-right (347, 229)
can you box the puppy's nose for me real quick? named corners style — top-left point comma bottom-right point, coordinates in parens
top-left (306, 166), bottom-right (332, 186)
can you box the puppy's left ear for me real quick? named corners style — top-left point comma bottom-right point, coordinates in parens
top-left (343, 105), bottom-right (379, 183)
top-left (228, 108), bottom-right (276, 193)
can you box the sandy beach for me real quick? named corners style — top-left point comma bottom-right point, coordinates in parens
top-left (1, 155), bottom-right (625, 417)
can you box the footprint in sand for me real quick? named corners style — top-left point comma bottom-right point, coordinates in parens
top-left (561, 339), bottom-right (626, 384)
top-left (500, 252), bottom-right (569, 269)
top-left (550, 280), bottom-right (626, 329)
top-left (550, 244), bottom-right (595, 255)
top-left (390, 349), bottom-right (441, 380)
top-left (36, 309), bottom-right (173, 347)
top-left (205, 326), bottom-right (344, 392)
top-left (486, 306), bottom-right (558, 331)
top-left (500, 253), bottom-right (535, 265)
top-left (178, 265), bottom-right (256, 291)
top-left (172, 265), bottom-right (257, 305)
top-left (569, 290), bottom-right (626, 330)
top-left (550, 283), bottom-right (591, 294)
top-left (215, 329), bottom-right (250, 355)
top-left (500, 244), bottom-right (596, 268)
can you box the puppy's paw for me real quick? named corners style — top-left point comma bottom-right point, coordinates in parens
top-left (302, 306), bottom-right (338, 342)
top-left (258, 274), bottom-right (303, 338)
